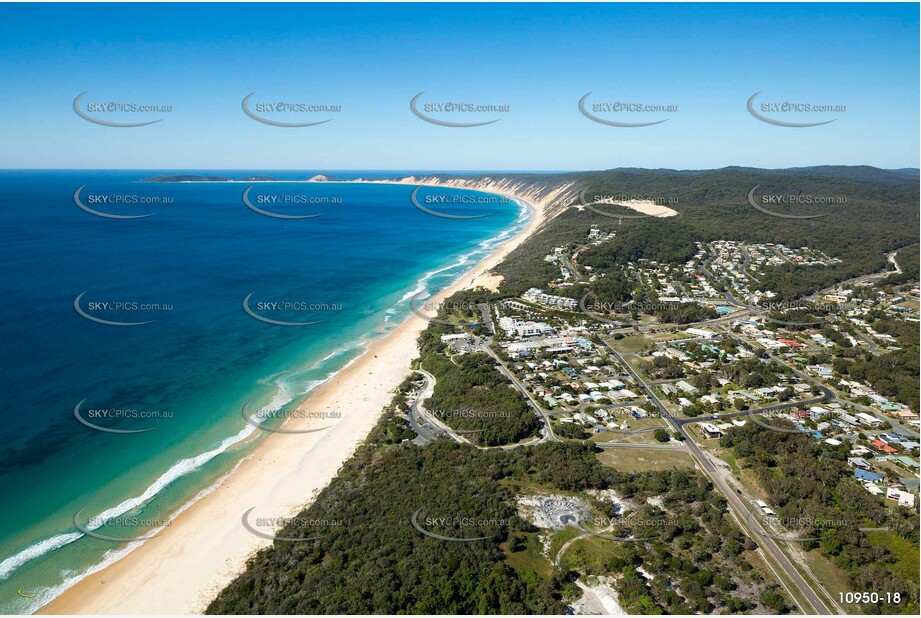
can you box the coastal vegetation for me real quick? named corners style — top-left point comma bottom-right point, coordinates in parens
top-left (206, 166), bottom-right (918, 615)
top-left (721, 423), bottom-right (920, 614)
top-left (492, 167), bottom-right (918, 303)
top-left (208, 418), bottom-right (792, 614)
top-left (209, 307), bottom-right (796, 615)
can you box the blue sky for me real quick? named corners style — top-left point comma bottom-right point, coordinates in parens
top-left (0, 2), bottom-right (917, 170)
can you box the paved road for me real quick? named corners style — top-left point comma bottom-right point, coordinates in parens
top-left (682, 433), bottom-right (831, 614)
top-left (483, 344), bottom-right (557, 443)
top-left (599, 337), bottom-right (832, 615)
top-left (408, 369), bottom-right (472, 445)
top-left (715, 325), bottom-right (919, 439)
top-left (406, 371), bottom-right (439, 444)
top-left (674, 396), bottom-right (828, 428)
top-left (561, 253), bottom-right (583, 282)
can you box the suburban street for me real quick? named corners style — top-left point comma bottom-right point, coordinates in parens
top-left (598, 338), bottom-right (833, 615)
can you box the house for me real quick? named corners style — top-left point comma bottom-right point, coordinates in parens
top-left (663, 347), bottom-right (690, 361)
top-left (855, 412), bottom-right (883, 427)
top-left (854, 469), bottom-right (883, 482)
top-left (676, 380), bottom-right (698, 394)
top-left (889, 455), bottom-right (920, 470)
top-left (886, 488), bottom-right (916, 507)
top-left (700, 423), bottom-right (722, 439)
top-left (870, 440), bottom-right (898, 454)
top-left (839, 413), bottom-right (861, 427)
top-left (847, 457), bottom-right (873, 470)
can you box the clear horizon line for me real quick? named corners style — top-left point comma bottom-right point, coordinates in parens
top-left (1, 165), bottom-right (919, 173)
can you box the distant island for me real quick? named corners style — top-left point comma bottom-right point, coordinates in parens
top-left (143, 174), bottom-right (332, 182)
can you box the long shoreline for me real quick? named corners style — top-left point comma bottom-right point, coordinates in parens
top-left (41, 183), bottom-right (545, 615)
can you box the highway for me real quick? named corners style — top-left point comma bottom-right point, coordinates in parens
top-left (598, 337), bottom-right (833, 615)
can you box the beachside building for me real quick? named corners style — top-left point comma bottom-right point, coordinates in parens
top-left (440, 333), bottom-right (471, 342)
top-left (522, 288), bottom-right (578, 310)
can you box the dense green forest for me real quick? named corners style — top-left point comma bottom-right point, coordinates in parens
top-left (884, 244), bottom-right (920, 286)
top-left (490, 167), bottom-right (917, 300)
top-left (721, 424), bottom-right (921, 614)
top-left (208, 423), bottom-right (791, 614)
top-left (411, 316), bottom-right (541, 446)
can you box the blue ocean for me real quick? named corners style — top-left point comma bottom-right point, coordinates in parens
top-left (0, 170), bottom-right (526, 613)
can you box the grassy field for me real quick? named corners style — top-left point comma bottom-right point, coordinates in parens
top-left (502, 537), bottom-right (554, 578)
top-left (548, 526), bottom-right (583, 562)
top-left (649, 330), bottom-right (692, 342)
top-left (556, 534), bottom-right (623, 574)
top-left (864, 529), bottom-right (921, 585)
top-left (605, 334), bottom-right (650, 354)
top-left (596, 447), bottom-right (695, 472)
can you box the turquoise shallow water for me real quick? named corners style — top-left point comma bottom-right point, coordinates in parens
top-left (0, 170), bottom-right (526, 613)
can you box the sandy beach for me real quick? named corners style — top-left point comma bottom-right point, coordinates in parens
top-left (41, 185), bottom-right (545, 615)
